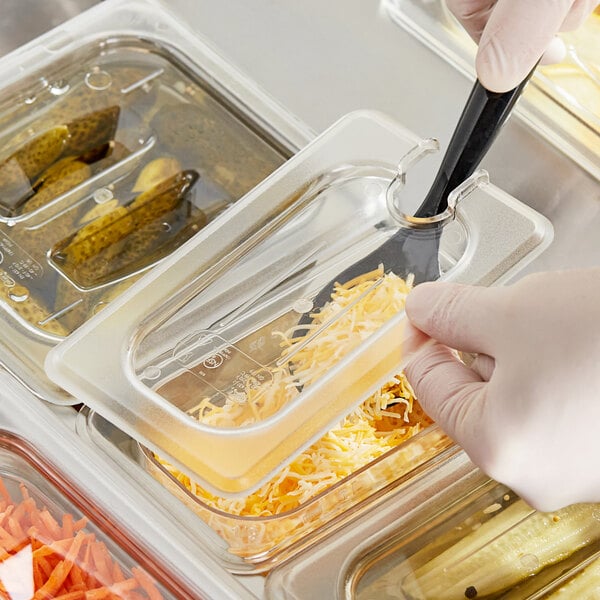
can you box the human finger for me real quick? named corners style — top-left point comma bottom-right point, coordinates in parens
top-left (405, 282), bottom-right (501, 356)
top-left (476, 0), bottom-right (577, 91)
top-left (404, 341), bottom-right (488, 446)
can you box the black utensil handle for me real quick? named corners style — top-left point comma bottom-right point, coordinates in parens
top-left (416, 70), bottom-right (536, 218)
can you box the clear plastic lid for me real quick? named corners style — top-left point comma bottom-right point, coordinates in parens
top-left (0, 37), bottom-right (286, 338)
top-left (0, 0), bottom-right (306, 405)
top-left (265, 453), bottom-right (600, 599)
top-left (0, 433), bottom-right (184, 599)
top-left (341, 477), bottom-right (600, 600)
top-left (46, 111), bottom-right (553, 496)
top-left (383, 0), bottom-right (600, 180)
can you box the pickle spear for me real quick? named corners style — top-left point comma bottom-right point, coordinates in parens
top-left (53, 205), bottom-right (134, 267)
top-left (132, 157), bottom-right (182, 193)
top-left (64, 105), bottom-right (120, 155)
top-left (21, 157), bottom-right (91, 215)
top-left (68, 170), bottom-right (200, 287)
top-left (401, 500), bottom-right (600, 600)
top-left (107, 206), bottom-right (207, 281)
top-left (0, 126), bottom-right (69, 212)
top-left (546, 554), bottom-right (600, 598)
top-left (12, 158), bottom-right (92, 264)
top-left (0, 271), bottom-right (67, 336)
top-left (127, 169), bottom-right (199, 227)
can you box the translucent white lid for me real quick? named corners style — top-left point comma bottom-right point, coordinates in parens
top-left (45, 111), bottom-right (553, 496)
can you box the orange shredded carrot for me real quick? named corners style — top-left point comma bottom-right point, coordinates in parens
top-left (40, 509), bottom-right (63, 539)
top-left (0, 505), bottom-right (13, 527)
top-left (111, 562), bottom-right (125, 583)
top-left (90, 541), bottom-right (114, 585)
top-left (83, 588), bottom-right (111, 600)
top-left (0, 475), bottom-right (165, 599)
top-left (7, 515), bottom-right (26, 539)
top-left (52, 593), bottom-right (86, 600)
top-left (62, 513), bottom-right (75, 538)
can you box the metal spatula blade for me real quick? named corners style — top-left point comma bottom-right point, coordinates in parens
top-left (303, 73), bottom-right (536, 316)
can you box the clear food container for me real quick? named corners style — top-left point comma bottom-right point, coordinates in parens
top-left (49, 110), bottom-right (553, 571)
top-left (0, 441), bottom-right (177, 599)
top-left (265, 453), bottom-right (600, 599)
top-left (340, 479), bottom-right (600, 599)
top-left (383, 0), bottom-right (600, 181)
top-left (0, 0), bottom-right (308, 405)
top-left (0, 372), bottom-right (254, 599)
top-left (80, 409), bottom-right (455, 572)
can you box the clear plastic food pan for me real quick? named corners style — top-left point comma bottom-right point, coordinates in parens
top-left (47, 109), bottom-right (552, 571)
top-left (383, 0), bottom-right (600, 181)
top-left (339, 475), bottom-right (600, 599)
top-left (0, 441), bottom-right (178, 599)
top-left (265, 452), bottom-right (600, 599)
top-left (0, 0), bottom-right (307, 405)
top-left (0, 372), bottom-right (254, 599)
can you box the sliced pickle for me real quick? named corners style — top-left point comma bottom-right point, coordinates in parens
top-left (0, 272), bottom-right (67, 336)
top-left (21, 158), bottom-right (91, 215)
top-left (11, 159), bottom-right (92, 264)
top-left (78, 198), bottom-right (120, 224)
top-left (132, 157), bottom-right (182, 193)
top-left (127, 169), bottom-right (199, 227)
top-left (401, 501), bottom-right (600, 600)
top-left (53, 205), bottom-right (134, 267)
top-left (0, 126), bottom-right (69, 213)
top-left (64, 106), bottom-right (120, 156)
top-left (61, 171), bottom-right (200, 288)
top-left (105, 206), bottom-right (207, 283)
top-left (52, 169), bottom-right (199, 287)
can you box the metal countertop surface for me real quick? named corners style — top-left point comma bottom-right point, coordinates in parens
top-left (1, 0), bottom-right (599, 277)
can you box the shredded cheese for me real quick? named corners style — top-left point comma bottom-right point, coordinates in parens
top-left (154, 268), bottom-right (432, 518)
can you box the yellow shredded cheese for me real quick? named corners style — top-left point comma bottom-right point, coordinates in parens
top-left (154, 268), bottom-right (432, 518)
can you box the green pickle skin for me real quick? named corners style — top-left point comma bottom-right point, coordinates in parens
top-left (63, 105), bottom-right (120, 155)
top-left (53, 168), bottom-right (201, 332)
top-left (0, 126), bottom-right (70, 212)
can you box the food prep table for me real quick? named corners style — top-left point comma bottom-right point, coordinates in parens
top-left (0, 1), bottom-right (598, 598)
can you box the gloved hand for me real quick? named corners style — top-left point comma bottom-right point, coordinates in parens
top-left (404, 269), bottom-right (600, 511)
top-left (446, 0), bottom-right (598, 92)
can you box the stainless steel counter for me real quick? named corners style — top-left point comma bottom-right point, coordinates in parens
top-left (0, 0), bottom-right (102, 57)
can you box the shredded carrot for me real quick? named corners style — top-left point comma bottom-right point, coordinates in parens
top-left (0, 476), bottom-right (165, 599)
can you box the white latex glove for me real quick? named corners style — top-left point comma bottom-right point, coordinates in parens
top-left (404, 269), bottom-right (600, 511)
top-left (446, 0), bottom-right (598, 91)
